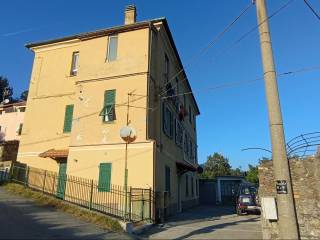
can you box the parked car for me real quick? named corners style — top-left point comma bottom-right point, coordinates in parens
top-left (235, 184), bottom-right (260, 215)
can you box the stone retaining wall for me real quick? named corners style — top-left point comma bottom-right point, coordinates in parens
top-left (258, 157), bottom-right (320, 239)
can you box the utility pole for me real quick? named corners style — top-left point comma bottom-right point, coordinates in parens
top-left (255, 0), bottom-right (299, 239)
top-left (124, 93), bottom-right (130, 221)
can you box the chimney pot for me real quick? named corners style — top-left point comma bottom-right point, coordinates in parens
top-left (125, 5), bottom-right (137, 25)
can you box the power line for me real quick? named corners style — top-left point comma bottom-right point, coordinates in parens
top-left (303, 0), bottom-right (320, 20)
top-left (158, 2), bottom-right (254, 97)
top-left (161, 65), bottom-right (320, 100)
top-left (159, 0), bottom-right (295, 99)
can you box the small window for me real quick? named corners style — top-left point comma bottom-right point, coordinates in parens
top-left (191, 177), bottom-right (194, 196)
top-left (185, 175), bottom-right (189, 197)
top-left (184, 133), bottom-right (189, 155)
top-left (107, 35), bottom-right (118, 62)
top-left (63, 104), bottom-right (74, 133)
top-left (162, 103), bottom-right (173, 138)
top-left (98, 163), bottom-right (112, 192)
top-left (189, 106), bottom-right (192, 123)
top-left (164, 54), bottom-right (169, 83)
top-left (102, 90), bottom-right (116, 122)
top-left (175, 119), bottom-right (183, 147)
top-left (19, 107), bottom-right (26, 112)
top-left (165, 166), bottom-right (171, 194)
top-left (70, 52), bottom-right (79, 76)
top-left (17, 123), bottom-right (23, 135)
top-left (189, 139), bottom-right (193, 160)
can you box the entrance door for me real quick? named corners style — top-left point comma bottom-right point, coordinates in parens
top-left (56, 163), bottom-right (67, 199)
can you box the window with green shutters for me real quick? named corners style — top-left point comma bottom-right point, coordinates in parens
top-left (102, 90), bottom-right (116, 122)
top-left (98, 163), bottom-right (112, 192)
top-left (63, 105), bottom-right (74, 133)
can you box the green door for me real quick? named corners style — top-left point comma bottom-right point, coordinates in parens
top-left (57, 163), bottom-right (67, 199)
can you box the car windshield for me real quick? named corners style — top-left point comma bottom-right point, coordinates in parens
top-left (240, 186), bottom-right (257, 195)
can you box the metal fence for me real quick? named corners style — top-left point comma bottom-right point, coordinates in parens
top-left (10, 164), bottom-right (154, 223)
top-left (0, 169), bottom-right (9, 183)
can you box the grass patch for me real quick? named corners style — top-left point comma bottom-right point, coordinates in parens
top-left (4, 183), bottom-right (123, 232)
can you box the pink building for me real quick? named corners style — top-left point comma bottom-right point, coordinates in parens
top-left (0, 101), bottom-right (26, 141)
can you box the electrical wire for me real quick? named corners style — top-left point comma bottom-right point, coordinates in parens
top-left (158, 0), bottom-right (295, 99)
top-left (161, 65), bottom-right (320, 100)
top-left (158, 2), bottom-right (254, 97)
top-left (303, 0), bottom-right (320, 20)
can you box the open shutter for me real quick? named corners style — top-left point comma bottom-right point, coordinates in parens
top-left (98, 163), bottom-right (112, 192)
top-left (103, 90), bottom-right (116, 122)
top-left (63, 105), bottom-right (74, 133)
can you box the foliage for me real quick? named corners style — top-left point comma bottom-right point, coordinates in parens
top-left (0, 76), bottom-right (13, 103)
top-left (20, 90), bottom-right (28, 101)
top-left (199, 152), bottom-right (231, 179)
top-left (245, 164), bottom-right (259, 184)
top-left (230, 167), bottom-right (243, 176)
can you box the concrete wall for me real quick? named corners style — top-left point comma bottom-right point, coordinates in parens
top-left (258, 157), bottom-right (320, 239)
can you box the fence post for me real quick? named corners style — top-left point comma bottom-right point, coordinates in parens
top-left (128, 187), bottom-right (132, 221)
top-left (149, 187), bottom-right (152, 222)
top-left (42, 170), bottom-right (47, 193)
top-left (9, 162), bottom-right (14, 181)
top-left (52, 174), bottom-right (56, 195)
top-left (24, 166), bottom-right (29, 187)
top-left (89, 179), bottom-right (93, 210)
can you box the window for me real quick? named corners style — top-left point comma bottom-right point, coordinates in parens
top-left (175, 119), bottom-right (183, 147)
top-left (189, 139), bottom-right (193, 160)
top-left (17, 123), bottom-right (23, 135)
top-left (164, 54), bottom-right (169, 83)
top-left (184, 132), bottom-right (189, 155)
top-left (163, 103), bottom-right (173, 138)
top-left (18, 107), bottom-right (26, 112)
top-left (63, 105), bottom-right (74, 133)
top-left (165, 166), bottom-right (171, 194)
top-left (185, 175), bottom-right (189, 197)
top-left (191, 177), bottom-right (194, 196)
top-left (98, 163), bottom-right (112, 192)
top-left (102, 90), bottom-right (116, 122)
top-left (107, 35), bottom-right (118, 62)
top-left (70, 52), bottom-right (79, 76)
top-left (189, 105), bottom-right (192, 123)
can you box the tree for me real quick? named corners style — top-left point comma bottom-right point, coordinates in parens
top-left (20, 90), bottom-right (28, 101)
top-left (245, 164), bottom-right (259, 184)
top-left (200, 152), bottom-right (231, 179)
top-left (0, 76), bottom-right (13, 103)
top-left (230, 167), bottom-right (244, 176)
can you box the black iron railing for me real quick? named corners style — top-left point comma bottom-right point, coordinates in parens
top-left (10, 164), bottom-right (154, 223)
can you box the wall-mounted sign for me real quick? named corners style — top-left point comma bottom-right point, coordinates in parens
top-left (276, 180), bottom-right (288, 194)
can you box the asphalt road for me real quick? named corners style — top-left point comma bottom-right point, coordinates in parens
top-left (0, 187), bottom-right (131, 239)
top-left (141, 205), bottom-right (262, 239)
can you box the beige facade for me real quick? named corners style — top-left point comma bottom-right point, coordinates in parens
top-left (17, 6), bottom-right (200, 217)
top-left (0, 101), bottom-right (25, 141)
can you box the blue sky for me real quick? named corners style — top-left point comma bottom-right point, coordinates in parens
top-left (1, 0), bottom-right (319, 169)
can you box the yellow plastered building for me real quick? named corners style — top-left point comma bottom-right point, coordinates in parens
top-left (17, 5), bottom-right (200, 218)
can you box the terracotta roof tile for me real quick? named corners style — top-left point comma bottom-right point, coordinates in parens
top-left (39, 149), bottom-right (69, 159)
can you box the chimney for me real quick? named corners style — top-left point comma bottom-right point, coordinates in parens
top-left (124, 5), bottom-right (137, 25)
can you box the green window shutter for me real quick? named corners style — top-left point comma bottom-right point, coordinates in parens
top-left (98, 163), bottom-right (112, 192)
top-left (63, 105), bottom-right (74, 133)
top-left (103, 90), bottom-right (116, 122)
